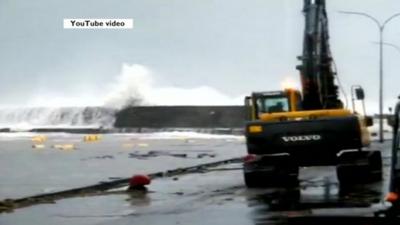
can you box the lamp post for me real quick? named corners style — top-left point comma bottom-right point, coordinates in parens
top-left (377, 41), bottom-right (400, 125)
top-left (339, 11), bottom-right (400, 143)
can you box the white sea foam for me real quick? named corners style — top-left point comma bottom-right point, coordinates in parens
top-left (114, 131), bottom-right (244, 140)
top-left (0, 63), bottom-right (243, 129)
top-left (103, 64), bottom-right (243, 108)
top-left (0, 107), bottom-right (115, 130)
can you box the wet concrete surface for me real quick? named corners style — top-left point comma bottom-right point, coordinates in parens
top-left (0, 132), bottom-right (396, 224)
top-left (0, 132), bottom-right (244, 199)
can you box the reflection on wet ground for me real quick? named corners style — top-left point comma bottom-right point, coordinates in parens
top-left (243, 162), bottom-right (392, 225)
top-left (246, 182), bottom-right (383, 224)
top-left (127, 150), bottom-right (216, 159)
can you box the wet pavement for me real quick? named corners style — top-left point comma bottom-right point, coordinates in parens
top-left (0, 132), bottom-right (244, 199)
top-left (0, 132), bottom-right (396, 225)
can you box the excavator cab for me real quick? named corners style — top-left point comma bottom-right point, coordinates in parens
top-left (244, 89), bottom-right (381, 188)
top-left (245, 89), bottom-right (302, 120)
top-left (244, 91), bottom-right (382, 187)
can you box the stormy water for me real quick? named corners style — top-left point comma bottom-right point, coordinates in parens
top-left (0, 64), bottom-right (243, 130)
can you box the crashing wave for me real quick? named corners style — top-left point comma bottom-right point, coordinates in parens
top-left (0, 107), bottom-right (116, 129)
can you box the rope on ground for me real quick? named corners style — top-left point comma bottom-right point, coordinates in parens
top-left (0, 157), bottom-right (242, 213)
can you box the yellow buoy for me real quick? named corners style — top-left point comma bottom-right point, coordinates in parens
top-left (32, 135), bottom-right (47, 143)
top-left (32, 144), bottom-right (45, 149)
top-left (122, 143), bottom-right (135, 148)
top-left (137, 143), bottom-right (149, 147)
top-left (83, 134), bottom-right (101, 142)
top-left (53, 144), bottom-right (75, 150)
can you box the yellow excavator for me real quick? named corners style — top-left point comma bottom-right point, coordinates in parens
top-left (243, 0), bottom-right (382, 187)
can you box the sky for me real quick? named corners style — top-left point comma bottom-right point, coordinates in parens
top-left (1, 0), bottom-right (400, 113)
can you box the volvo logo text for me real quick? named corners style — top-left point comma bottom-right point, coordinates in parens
top-left (281, 135), bottom-right (321, 142)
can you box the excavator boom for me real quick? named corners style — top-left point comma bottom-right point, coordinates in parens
top-left (297, 0), bottom-right (342, 110)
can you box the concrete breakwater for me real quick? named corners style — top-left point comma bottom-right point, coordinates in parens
top-left (0, 106), bottom-right (247, 133)
top-left (0, 105), bottom-right (393, 135)
top-left (114, 106), bottom-right (247, 128)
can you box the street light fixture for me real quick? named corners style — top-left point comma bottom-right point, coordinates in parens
top-left (351, 85), bottom-right (367, 116)
top-left (378, 42), bottom-right (400, 55)
top-left (339, 11), bottom-right (400, 143)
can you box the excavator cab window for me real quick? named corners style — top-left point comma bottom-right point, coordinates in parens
top-left (244, 96), bottom-right (255, 120)
top-left (295, 91), bottom-right (303, 111)
top-left (257, 96), bottom-right (290, 114)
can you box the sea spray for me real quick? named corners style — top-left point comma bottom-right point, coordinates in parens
top-left (103, 63), bottom-right (244, 108)
top-left (0, 63), bottom-right (244, 129)
top-left (0, 107), bottom-right (115, 129)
